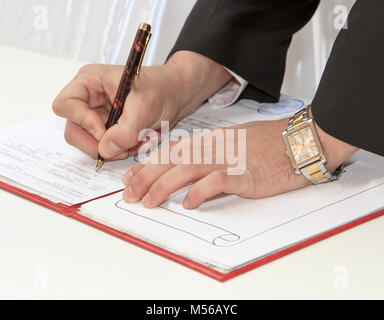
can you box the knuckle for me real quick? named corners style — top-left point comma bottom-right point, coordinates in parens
top-left (82, 76), bottom-right (99, 91)
top-left (152, 180), bottom-right (166, 194)
top-left (52, 97), bottom-right (64, 116)
top-left (78, 110), bottom-right (93, 131)
top-left (64, 128), bottom-right (75, 146)
top-left (150, 180), bottom-right (166, 197)
top-left (80, 116), bottom-right (91, 131)
top-left (213, 170), bottom-right (227, 185)
top-left (78, 64), bottom-right (95, 74)
top-left (133, 169), bottom-right (147, 185)
top-left (130, 164), bottom-right (143, 175)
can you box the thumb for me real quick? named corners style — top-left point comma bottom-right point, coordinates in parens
top-left (98, 115), bottom-right (139, 159)
top-left (98, 87), bottom-right (155, 159)
top-left (98, 75), bottom-right (163, 159)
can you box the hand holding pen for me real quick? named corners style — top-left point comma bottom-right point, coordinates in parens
top-left (53, 32), bottom-right (230, 167)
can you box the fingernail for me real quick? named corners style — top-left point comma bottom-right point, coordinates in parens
top-left (142, 193), bottom-right (153, 207)
top-left (122, 170), bottom-right (134, 185)
top-left (124, 186), bottom-right (137, 203)
top-left (183, 198), bottom-right (192, 210)
top-left (102, 141), bottom-right (122, 158)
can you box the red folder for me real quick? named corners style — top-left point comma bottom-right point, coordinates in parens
top-left (2, 180), bottom-right (384, 282)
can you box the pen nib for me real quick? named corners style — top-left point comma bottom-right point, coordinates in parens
top-left (96, 160), bottom-right (104, 172)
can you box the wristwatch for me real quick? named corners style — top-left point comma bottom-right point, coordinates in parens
top-left (282, 106), bottom-right (342, 184)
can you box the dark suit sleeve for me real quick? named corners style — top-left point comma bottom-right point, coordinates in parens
top-left (311, 0), bottom-right (384, 156)
top-left (169, 0), bottom-right (319, 102)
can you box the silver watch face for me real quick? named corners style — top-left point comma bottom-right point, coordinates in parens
top-left (288, 126), bottom-right (319, 164)
top-left (283, 121), bottom-right (323, 169)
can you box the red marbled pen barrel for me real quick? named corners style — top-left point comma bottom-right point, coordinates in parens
top-left (96, 23), bottom-right (152, 171)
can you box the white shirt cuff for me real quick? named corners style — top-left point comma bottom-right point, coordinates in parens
top-left (208, 68), bottom-right (248, 108)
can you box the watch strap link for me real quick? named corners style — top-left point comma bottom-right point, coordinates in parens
top-left (301, 161), bottom-right (336, 184)
top-left (288, 107), bottom-right (309, 130)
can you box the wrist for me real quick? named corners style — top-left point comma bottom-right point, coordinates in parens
top-left (166, 51), bottom-right (232, 121)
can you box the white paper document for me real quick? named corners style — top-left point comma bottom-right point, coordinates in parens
top-left (80, 151), bottom-right (384, 272)
top-left (0, 116), bottom-right (135, 204)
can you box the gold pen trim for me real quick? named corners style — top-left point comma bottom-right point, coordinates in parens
top-left (96, 159), bottom-right (104, 172)
top-left (139, 23), bottom-right (151, 32)
top-left (136, 32), bottom-right (152, 77)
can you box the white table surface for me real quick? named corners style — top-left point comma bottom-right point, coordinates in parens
top-left (0, 45), bottom-right (383, 300)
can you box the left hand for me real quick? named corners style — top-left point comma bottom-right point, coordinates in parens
top-left (121, 109), bottom-right (359, 209)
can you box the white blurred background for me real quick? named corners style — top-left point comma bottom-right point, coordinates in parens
top-left (0, 0), bottom-right (356, 100)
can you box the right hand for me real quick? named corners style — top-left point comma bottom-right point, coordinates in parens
top-left (52, 51), bottom-right (232, 160)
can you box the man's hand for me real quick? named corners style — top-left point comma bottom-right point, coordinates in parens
top-left (52, 51), bottom-right (231, 160)
top-left (122, 109), bottom-right (359, 209)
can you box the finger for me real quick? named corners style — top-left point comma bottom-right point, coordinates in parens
top-left (65, 119), bottom-right (129, 161)
top-left (183, 170), bottom-right (252, 210)
top-left (72, 65), bottom-right (113, 108)
top-left (123, 129), bottom-right (161, 158)
top-left (122, 163), bottom-right (144, 185)
top-left (109, 151), bottom-right (130, 161)
top-left (53, 81), bottom-right (106, 141)
top-left (137, 140), bottom-right (178, 166)
top-left (122, 135), bottom-right (165, 186)
top-left (99, 124), bottom-right (161, 162)
top-left (122, 163), bottom-right (175, 203)
top-left (64, 121), bottom-right (99, 158)
top-left (98, 121), bottom-right (139, 160)
top-left (141, 165), bottom-right (210, 208)
top-left (93, 105), bottom-right (112, 124)
top-left (98, 84), bottom-right (162, 159)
